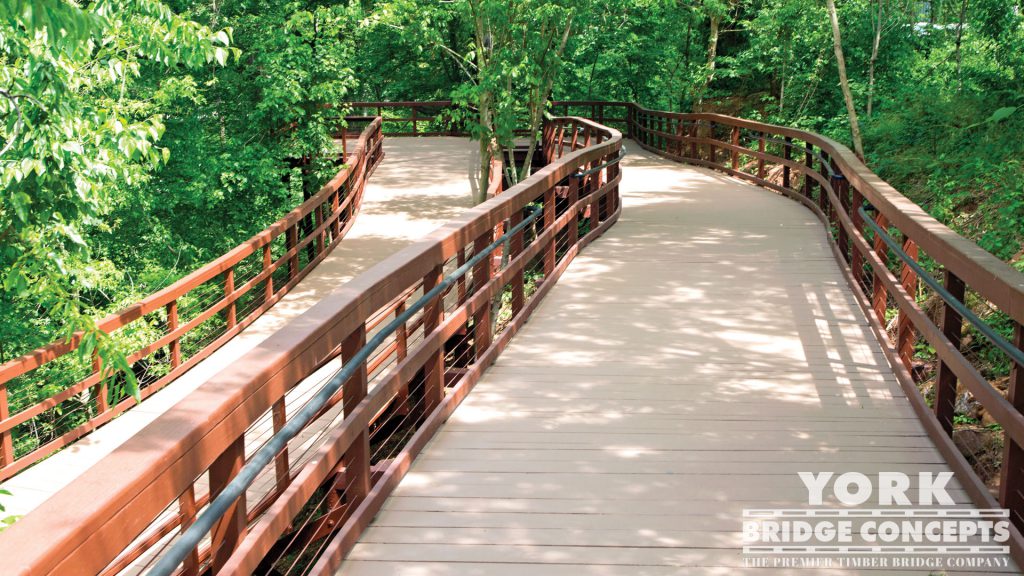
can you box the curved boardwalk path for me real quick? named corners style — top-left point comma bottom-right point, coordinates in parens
top-left (336, 144), bottom-right (1017, 575)
top-left (0, 138), bottom-right (477, 519)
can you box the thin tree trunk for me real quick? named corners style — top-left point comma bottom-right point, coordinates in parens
top-left (867, 0), bottom-right (883, 117)
top-left (954, 0), bottom-right (969, 92)
top-left (826, 0), bottom-right (865, 159)
top-left (695, 15), bottom-right (720, 110)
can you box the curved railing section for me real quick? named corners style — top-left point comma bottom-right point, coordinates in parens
top-left (0, 118), bottom-right (384, 480)
top-left (610, 102), bottom-right (1024, 559)
top-left (0, 115), bottom-right (622, 576)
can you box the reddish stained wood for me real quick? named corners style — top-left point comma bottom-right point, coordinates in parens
top-left (872, 212), bottom-right (890, 325)
top-left (934, 270), bottom-right (966, 436)
top-left (224, 268), bottom-right (236, 330)
top-left (209, 437), bottom-right (247, 574)
top-left (1001, 323), bottom-right (1024, 527)
top-left (0, 386), bottom-right (11, 467)
top-left (897, 237), bottom-right (919, 373)
top-left (341, 325), bottom-right (370, 505)
top-left (422, 264), bottom-right (445, 414)
top-left (167, 300), bottom-right (181, 369)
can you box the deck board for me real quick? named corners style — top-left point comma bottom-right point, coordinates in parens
top-left (337, 142), bottom-right (1017, 574)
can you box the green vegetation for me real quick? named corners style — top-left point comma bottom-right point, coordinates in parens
top-left (0, 0), bottom-right (1020, 438)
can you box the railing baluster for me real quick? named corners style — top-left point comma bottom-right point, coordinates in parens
top-left (177, 486), bottom-right (200, 576)
top-left (896, 236), bottom-right (919, 373)
top-left (341, 324), bottom-right (370, 503)
top-left (934, 270), bottom-right (966, 435)
top-left (422, 265), bottom-right (445, 413)
top-left (818, 151), bottom-right (830, 214)
top-left (208, 437), bottom-right (246, 573)
top-left (1000, 322), bottom-right (1024, 529)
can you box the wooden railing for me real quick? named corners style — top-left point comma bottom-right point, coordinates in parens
top-left (0, 114), bottom-right (622, 576)
top-left (0, 118), bottom-right (384, 481)
top-left (622, 103), bottom-right (1024, 562)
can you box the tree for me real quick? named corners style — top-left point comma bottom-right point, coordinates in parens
top-left (825, 0), bottom-right (865, 158)
top-left (0, 0), bottom-right (235, 389)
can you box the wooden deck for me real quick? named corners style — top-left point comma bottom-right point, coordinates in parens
top-left (0, 137), bottom-right (478, 519)
top-left (336, 144), bottom-right (1018, 574)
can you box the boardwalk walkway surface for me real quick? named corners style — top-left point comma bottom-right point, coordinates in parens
top-left (0, 137), bottom-right (477, 519)
top-left (336, 144), bottom-right (1018, 575)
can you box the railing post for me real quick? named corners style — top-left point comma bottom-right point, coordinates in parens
top-left (287, 225), bottom-right (298, 280)
top-left (676, 119), bottom-right (686, 158)
top-left (818, 152), bottom-right (830, 214)
top-left (510, 210), bottom-right (525, 316)
top-left (543, 188), bottom-right (556, 278)
top-left (208, 437), bottom-right (246, 574)
top-left (168, 299), bottom-right (181, 369)
top-left (833, 175), bottom-right (849, 262)
top-left (804, 142), bottom-right (814, 198)
top-left (394, 301), bottom-right (410, 414)
top-left (933, 270), bottom-right (966, 436)
top-left (92, 350), bottom-right (108, 414)
top-left (999, 322), bottom-right (1024, 529)
top-left (708, 122), bottom-right (716, 164)
top-left (341, 324), bottom-right (370, 503)
top-left (422, 265), bottom-right (445, 413)
top-left (224, 267), bottom-right (236, 329)
top-left (850, 188), bottom-right (865, 286)
top-left (871, 212), bottom-right (890, 325)
top-left (730, 126), bottom-right (740, 170)
top-left (315, 205), bottom-right (325, 254)
top-left (263, 245), bottom-right (273, 301)
top-left (177, 486), bottom-right (200, 576)
top-left (689, 121), bottom-right (698, 159)
top-left (896, 236), bottom-right (919, 373)
top-left (0, 386), bottom-right (12, 468)
top-left (783, 136), bottom-right (793, 189)
top-left (472, 231), bottom-right (493, 361)
top-left (757, 132), bottom-right (766, 179)
top-left (271, 399), bottom-right (290, 494)
top-left (568, 176), bottom-right (580, 247)
top-left (411, 107), bottom-right (417, 136)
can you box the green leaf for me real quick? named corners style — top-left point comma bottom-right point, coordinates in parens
top-left (989, 107), bottom-right (1017, 123)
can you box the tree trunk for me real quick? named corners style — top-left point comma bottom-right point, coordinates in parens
top-left (695, 14), bottom-right (721, 110)
top-left (955, 0), bottom-right (969, 92)
top-left (826, 0), bottom-right (865, 159)
top-left (867, 0), bottom-right (884, 117)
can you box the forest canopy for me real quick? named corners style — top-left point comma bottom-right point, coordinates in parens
top-left (0, 0), bottom-right (1022, 376)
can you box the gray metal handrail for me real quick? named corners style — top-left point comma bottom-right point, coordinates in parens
top-left (150, 205), bottom-right (544, 576)
top-left (860, 205), bottom-right (1024, 368)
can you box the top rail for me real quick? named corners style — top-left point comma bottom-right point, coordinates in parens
top-left (0, 117), bottom-right (385, 480)
top-left (0, 113), bottom-right (622, 576)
